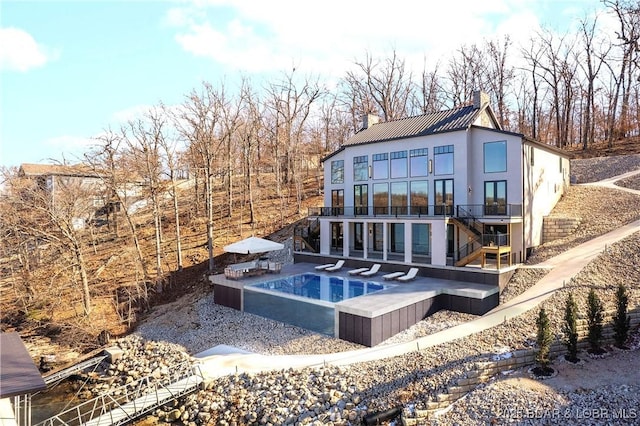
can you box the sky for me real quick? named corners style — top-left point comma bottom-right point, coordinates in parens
top-left (0, 0), bottom-right (609, 169)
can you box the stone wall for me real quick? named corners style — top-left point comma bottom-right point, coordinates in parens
top-left (542, 216), bottom-right (581, 243)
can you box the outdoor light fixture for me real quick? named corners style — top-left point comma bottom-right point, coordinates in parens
top-left (368, 165), bottom-right (372, 178)
top-left (428, 159), bottom-right (433, 174)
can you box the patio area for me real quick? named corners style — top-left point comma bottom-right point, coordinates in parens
top-left (209, 261), bottom-right (504, 346)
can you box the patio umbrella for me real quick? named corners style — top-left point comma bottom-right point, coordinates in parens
top-left (223, 236), bottom-right (284, 254)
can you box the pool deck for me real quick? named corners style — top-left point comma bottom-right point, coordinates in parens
top-left (209, 262), bottom-right (499, 346)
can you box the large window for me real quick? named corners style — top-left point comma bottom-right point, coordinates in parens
top-left (410, 180), bottom-right (428, 215)
top-left (391, 182), bottom-right (408, 215)
top-left (412, 223), bottom-right (430, 255)
top-left (484, 141), bottom-right (507, 173)
top-left (434, 179), bottom-right (454, 215)
top-left (390, 223), bottom-right (404, 253)
top-left (410, 148), bottom-right (428, 177)
top-left (354, 184), bottom-right (368, 215)
top-left (372, 153), bottom-right (389, 179)
top-left (484, 180), bottom-right (507, 215)
top-left (373, 183), bottom-right (389, 214)
top-left (353, 156), bottom-right (368, 181)
top-left (331, 160), bottom-right (344, 183)
top-left (434, 145), bottom-right (454, 175)
top-left (390, 150), bottom-right (407, 178)
top-left (331, 189), bottom-right (344, 215)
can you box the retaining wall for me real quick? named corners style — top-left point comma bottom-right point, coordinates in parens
top-left (402, 310), bottom-right (640, 425)
top-left (542, 216), bottom-right (581, 243)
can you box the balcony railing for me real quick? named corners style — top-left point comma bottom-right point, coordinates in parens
top-left (308, 205), bottom-right (453, 218)
top-left (456, 204), bottom-right (523, 217)
top-left (482, 232), bottom-right (510, 247)
top-left (308, 203), bottom-right (522, 218)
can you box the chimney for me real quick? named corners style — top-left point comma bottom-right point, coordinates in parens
top-left (473, 90), bottom-right (490, 109)
top-left (362, 113), bottom-right (380, 130)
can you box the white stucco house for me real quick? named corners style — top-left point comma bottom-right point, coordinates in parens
top-left (308, 91), bottom-right (570, 269)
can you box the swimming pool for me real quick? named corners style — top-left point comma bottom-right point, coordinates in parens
top-left (243, 273), bottom-right (391, 335)
top-left (247, 273), bottom-right (389, 304)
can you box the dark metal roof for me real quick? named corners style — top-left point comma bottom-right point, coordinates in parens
top-left (344, 105), bottom-right (480, 146)
top-left (0, 332), bottom-right (47, 398)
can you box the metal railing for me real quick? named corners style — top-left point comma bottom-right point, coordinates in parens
top-left (308, 204), bottom-right (522, 218)
top-left (482, 233), bottom-right (510, 247)
top-left (44, 355), bottom-right (108, 386)
top-left (456, 204), bottom-right (523, 217)
top-left (308, 205), bottom-right (453, 218)
top-left (35, 361), bottom-right (204, 426)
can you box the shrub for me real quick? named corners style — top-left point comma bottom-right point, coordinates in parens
top-left (613, 284), bottom-right (631, 348)
top-left (563, 293), bottom-right (579, 362)
top-left (587, 289), bottom-right (604, 353)
top-left (536, 308), bottom-right (553, 370)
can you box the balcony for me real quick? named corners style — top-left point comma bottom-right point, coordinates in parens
top-left (456, 204), bottom-right (523, 218)
top-left (308, 203), bottom-right (522, 219)
top-left (308, 205), bottom-right (451, 218)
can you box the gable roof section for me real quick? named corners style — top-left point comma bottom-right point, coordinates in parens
top-left (344, 104), bottom-right (482, 147)
top-left (19, 163), bottom-right (101, 178)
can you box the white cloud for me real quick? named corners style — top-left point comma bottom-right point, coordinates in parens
top-left (0, 27), bottom-right (58, 72)
top-left (43, 135), bottom-right (95, 161)
top-left (111, 104), bottom-right (155, 123)
top-left (167, 0), bottom-right (607, 78)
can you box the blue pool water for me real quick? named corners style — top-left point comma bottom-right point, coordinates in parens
top-left (243, 273), bottom-right (390, 335)
top-left (247, 273), bottom-right (388, 303)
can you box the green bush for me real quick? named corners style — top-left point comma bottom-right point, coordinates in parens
top-left (563, 293), bottom-right (579, 362)
top-left (613, 284), bottom-right (631, 348)
top-left (587, 289), bottom-right (604, 353)
top-left (536, 308), bottom-right (553, 370)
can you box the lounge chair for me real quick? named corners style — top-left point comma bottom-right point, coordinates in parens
top-left (396, 267), bottom-right (419, 282)
top-left (348, 267), bottom-right (369, 275)
top-left (382, 271), bottom-right (405, 280)
top-left (359, 264), bottom-right (381, 277)
top-left (315, 263), bottom-right (335, 271)
top-left (324, 260), bottom-right (345, 272)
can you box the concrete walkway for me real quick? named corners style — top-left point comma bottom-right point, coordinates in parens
top-left (197, 172), bottom-right (640, 380)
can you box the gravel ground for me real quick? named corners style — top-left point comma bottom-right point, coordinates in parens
top-left (525, 185), bottom-right (640, 264)
top-left (571, 153), bottom-right (640, 183)
top-left (123, 155), bottom-right (640, 424)
top-left (616, 172), bottom-right (640, 190)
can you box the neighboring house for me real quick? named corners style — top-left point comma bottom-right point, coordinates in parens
top-left (18, 163), bottom-right (108, 229)
top-left (307, 91), bottom-right (570, 269)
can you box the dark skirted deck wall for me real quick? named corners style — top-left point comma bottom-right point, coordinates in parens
top-left (214, 285), bottom-right (242, 310)
top-left (338, 291), bottom-right (499, 346)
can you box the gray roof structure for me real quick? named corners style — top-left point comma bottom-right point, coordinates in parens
top-left (0, 332), bottom-right (46, 398)
top-left (344, 104), bottom-right (482, 147)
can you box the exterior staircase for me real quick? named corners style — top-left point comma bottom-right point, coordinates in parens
top-left (293, 217), bottom-right (320, 253)
top-left (450, 207), bottom-right (484, 266)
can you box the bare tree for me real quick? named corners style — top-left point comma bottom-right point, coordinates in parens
top-left (446, 43), bottom-right (485, 106)
top-left (603, 0), bottom-right (640, 145)
top-left (485, 36), bottom-right (515, 128)
top-left (88, 129), bottom-right (149, 281)
top-left (125, 109), bottom-right (166, 278)
top-left (175, 82), bottom-right (223, 272)
top-left (158, 104), bottom-right (185, 272)
top-left (412, 58), bottom-right (446, 114)
top-left (579, 14), bottom-right (611, 149)
top-left (265, 69), bottom-right (323, 218)
top-left (4, 165), bottom-right (101, 315)
top-left (342, 49), bottom-right (414, 121)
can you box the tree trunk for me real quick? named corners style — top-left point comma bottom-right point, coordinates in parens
top-left (73, 239), bottom-right (92, 315)
top-left (171, 176), bottom-right (183, 271)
